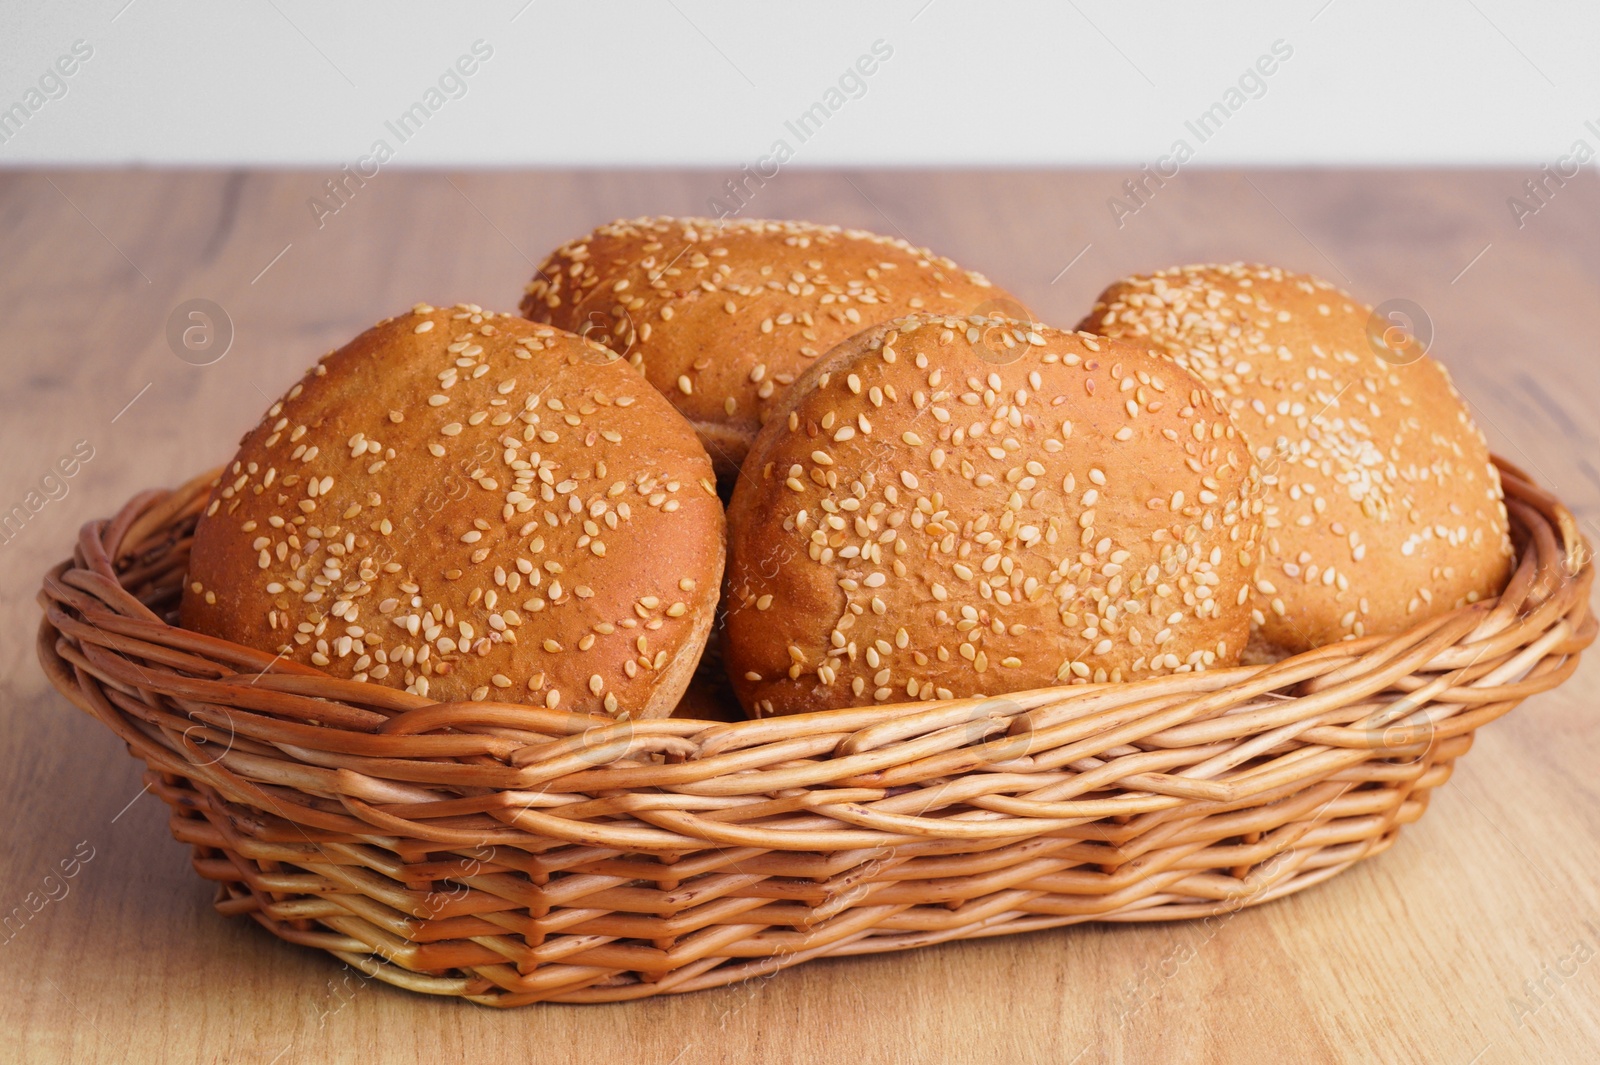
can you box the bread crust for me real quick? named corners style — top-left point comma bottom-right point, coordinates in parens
top-left (180, 303), bottom-right (724, 718)
top-left (1079, 264), bottom-right (1514, 653)
top-left (521, 217), bottom-right (1010, 483)
top-left (723, 313), bottom-right (1262, 717)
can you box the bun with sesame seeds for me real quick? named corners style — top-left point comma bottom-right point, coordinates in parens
top-left (721, 313), bottom-right (1263, 718)
top-left (179, 303), bottom-right (725, 718)
top-left (1078, 264), bottom-right (1514, 655)
top-left (520, 217), bottom-right (1011, 484)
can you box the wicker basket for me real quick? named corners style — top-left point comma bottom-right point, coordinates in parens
top-left (36, 459), bottom-right (1594, 1006)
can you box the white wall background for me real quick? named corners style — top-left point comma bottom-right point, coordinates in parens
top-left (0, 0), bottom-right (1596, 166)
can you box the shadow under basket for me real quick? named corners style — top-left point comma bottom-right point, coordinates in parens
top-left (37, 458), bottom-right (1595, 1006)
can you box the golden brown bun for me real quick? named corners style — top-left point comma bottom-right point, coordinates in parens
top-left (1078, 265), bottom-right (1513, 654)
top-left (723, 313), bottom-right (1263, 717)
top-left (180, 303), bottom-right (725, 718)
top-left (520, 217), bottom-right (1013, 483)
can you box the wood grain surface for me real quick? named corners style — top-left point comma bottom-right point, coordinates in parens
top-left (1, 169), bottom-right (1597, 1065)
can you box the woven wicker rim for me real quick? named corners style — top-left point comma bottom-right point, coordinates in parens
top-left (36, 457), bottom-right (1594, 1005)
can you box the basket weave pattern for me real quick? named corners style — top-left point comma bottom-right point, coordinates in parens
top-left (37, 460), bottom-right (1593, 1006)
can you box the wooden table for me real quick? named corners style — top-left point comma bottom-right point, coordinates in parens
top-left (2, 170), bottom-right (1596, 1064)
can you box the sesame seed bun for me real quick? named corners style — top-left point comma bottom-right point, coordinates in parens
top-left (520, 217), bottom-right (1011, 484)
top-left (723, 313), bottom-right (1263, 717)
top-left (179, 303), bottom-right (725, 718)
top-left (1078, 265), bottom-right (1514, 654)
